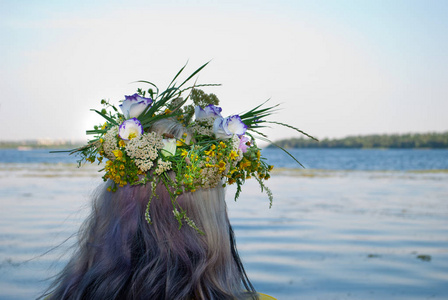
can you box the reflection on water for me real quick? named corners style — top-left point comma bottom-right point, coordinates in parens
top-left (0, 164), bottom-right (447, 299)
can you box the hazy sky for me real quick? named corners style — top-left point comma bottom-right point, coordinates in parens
top-left (1, 0), bottom-right (447, 142)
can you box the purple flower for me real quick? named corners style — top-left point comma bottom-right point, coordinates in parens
top-left (238, 135), bottom-right (250, 153)
top-left (195, 104), bottom-right (222, 121)
top-left (213, 115), bottom-right (248, 140)
top-left (119, 118), bottom-right (144, 141)
top-left (119, 93), bottom-right (153, 119)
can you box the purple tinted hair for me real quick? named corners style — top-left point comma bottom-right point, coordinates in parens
top-left (42, 118), bottom-right (257, 300)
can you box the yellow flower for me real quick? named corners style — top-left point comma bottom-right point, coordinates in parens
top-left (217, 160), bottom-right (226, 172)
top-left (181, 149), bottom-right (188, 157)
top-left (101, 122), bottom-right (107, 130)
top-left (239, 159), bottom-right (251, 169)
top-left (229, 150), bottom-right (238, 160)
top-left (165, 108), bottom-right (172, 114)
top-left (210, 144), bottom-right (216, 150)
top-left (119, 140), bottom-right (126, 148)
top-left (100, 138), bottom-right (104, 143)
top-left (268, 165), bottom-right (274, 171)
top-left (112, 150), bottom-right (123, 158)
top-left (204, 149), bottom-right (215, 157)
top-left (257, 150), bottom-right (261, 160)
top-left (176, 139), bottom-right (185, 147)
top-left (219, 141), bottom-right (226, 149)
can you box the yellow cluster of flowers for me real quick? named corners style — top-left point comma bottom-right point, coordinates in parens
top-left (103, 148), bottom-right (140, 192)
top-left (228, 147), bottom-right (273, 185)
top-left (167, 131), bottom-right (273, 196)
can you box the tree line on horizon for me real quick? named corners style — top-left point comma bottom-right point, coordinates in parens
top-left (269, 132), bottom-right (448, 149)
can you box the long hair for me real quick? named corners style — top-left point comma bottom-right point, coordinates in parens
top-left (43, 119), bottom-right (257, 300)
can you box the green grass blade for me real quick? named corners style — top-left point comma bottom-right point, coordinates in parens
top-left (265, 121), bottom-right (318, 141)
top-left (270, 142), bottom-right (305, 168)
top-left (167, 62), bottom-right (188, 89)
top-left (178, 61), bottom-right (210, 89)
top-left (91, 109), bottom-right (119, 125)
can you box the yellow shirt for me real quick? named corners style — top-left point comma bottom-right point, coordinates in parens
top-left (258, 293), bottom-right (277, 300)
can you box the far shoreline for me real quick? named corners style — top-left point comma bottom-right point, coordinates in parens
top-left (268, 131), bottom-right (448, 149)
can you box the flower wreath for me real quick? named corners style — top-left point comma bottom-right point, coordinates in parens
top-left (63, 63), bottom-right (316, 233)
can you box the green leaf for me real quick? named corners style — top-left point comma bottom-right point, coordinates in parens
top-left (86, 129), bottom-right (107, 135)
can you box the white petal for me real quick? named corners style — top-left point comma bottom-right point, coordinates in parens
top-left (226, 115), bottom-right (247, 135)
top-left (195, 106), bottom-right (207, 120)
top-left (213, 117), bottom-right (232, 140)
top-left (119, 101), bottom-right (133, 119)
top-left (128, 102), bottom-right (148, 119)
top-left (161, 139), bottom-right (177, 156)
top-left (118, 118), bottom-right (143, 140)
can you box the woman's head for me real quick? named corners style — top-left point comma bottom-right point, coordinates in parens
top-left (44, 119), bottom-right (256, 300)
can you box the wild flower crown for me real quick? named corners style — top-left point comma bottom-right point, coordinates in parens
top-left (67, 63), bottom-right (315, 232)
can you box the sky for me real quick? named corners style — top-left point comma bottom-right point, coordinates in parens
top-left (1, 0), bottom-right (447, 143)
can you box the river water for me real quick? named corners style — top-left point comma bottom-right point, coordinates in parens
top-left (0, 149), bottom-right (447, 299)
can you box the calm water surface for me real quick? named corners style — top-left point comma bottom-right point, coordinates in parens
top-left (263, 148), bottom-right (448, 170)
top-left (0, 149), bottom-right (447, 299)
top-left (1, 148), bottom-right (448, 170)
